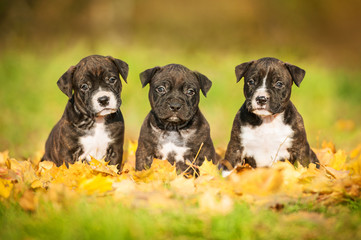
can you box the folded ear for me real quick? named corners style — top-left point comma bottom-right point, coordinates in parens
top-left (57, 66), bottom-right (76, 98)
top-left (139, 66), bottom-right (161, 88)
top-left (284, 62), bottom-right (305, 87)
top-left (194, 71), bottom-right (212, 97)
top-left (235, 60), bottom-right (254, 82)
top-left (107, 56), bottom-right (129, 83)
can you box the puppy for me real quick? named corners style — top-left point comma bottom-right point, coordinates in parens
top-left (135, 64), bottom-right (217, 175)
top-left (42, 55), bottom-right (128, 169)
top-left (224, 57), bottom-right (319, 172)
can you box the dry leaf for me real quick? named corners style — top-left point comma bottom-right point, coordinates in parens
top-left (0, 139), bottom-right (361, 211)
top-left (78, 174), bottom-right (114, 195)
top-left (19, 190), bottom-right (37, 211)
top-left (0, 178), bottom-right (13, 198)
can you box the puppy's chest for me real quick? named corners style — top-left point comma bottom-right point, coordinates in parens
top-left (240, 114), bottom-right (294, 167)
top-left (79, 121), bottom-right (113, 161)
top-left (155, 129), bottom-right (195, 162)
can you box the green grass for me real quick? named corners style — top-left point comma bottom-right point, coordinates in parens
top-left (0, 41), bottom-right (360, 157)
top-left (1, 199), bottom-right (360, 240)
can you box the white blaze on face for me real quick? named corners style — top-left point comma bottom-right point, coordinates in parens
top-left (92, 88), bottom-right (118, 116)
top-left (252, 67), bottom-right (271, 117)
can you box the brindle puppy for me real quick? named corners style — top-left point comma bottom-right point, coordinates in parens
top-left (224, 57), bottom-right (319, 174)
top-left (135, 64), bottom-right (217, 175)
top-left (42, 55), bottom-right (128, 169)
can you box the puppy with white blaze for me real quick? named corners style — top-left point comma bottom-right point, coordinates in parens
top-left (42, 55), bottom-right (128, 170)
top-left (223, 57), bottom-right (319, 175)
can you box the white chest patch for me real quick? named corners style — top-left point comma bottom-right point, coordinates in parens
top-left (240, 112), bottom-right (293, 167)
top-left (155, 126), bottom-right (194, 162)
top-left (79, 119), bottom-right (113, 161)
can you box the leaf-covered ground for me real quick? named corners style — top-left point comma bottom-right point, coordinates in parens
top-left (1, 141), bottom-right (361, 239)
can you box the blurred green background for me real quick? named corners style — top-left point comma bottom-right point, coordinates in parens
top-left (0, 0), bottom-right (360, 158)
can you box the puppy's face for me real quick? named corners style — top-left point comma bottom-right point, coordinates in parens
top-left (235, 57), bottom-right (305, 117)
top-left (57, 55), bottom-right (128, 117)
top-left (140, 64), bottom-right (212, 126)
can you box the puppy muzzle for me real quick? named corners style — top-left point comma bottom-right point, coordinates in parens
top-left (92, 89), bottom-right (119, 116)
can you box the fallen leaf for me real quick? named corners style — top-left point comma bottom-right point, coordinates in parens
top-left (19, 190), bottom-right (37, 211)
top-left (322, 141), bottom-right (336, 153)
top-left (330, 150), bottom-right (348, 170)
top-left (78, 174), bottom-right (114, 195)
top-left (0, 178), bottom-right (13, 198)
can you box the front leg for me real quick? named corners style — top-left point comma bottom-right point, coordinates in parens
top-left (135, 140), bottom-right (154, 171)
top-left (105, 144), bottom-right (123, 170)
top-left (224, 112), bottom-right (244, 169)
top-left (224, 135), bottom-right (244, 169)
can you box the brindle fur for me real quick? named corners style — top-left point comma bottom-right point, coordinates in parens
top-left (135, 64), bottom-right (217, 175)
top-left (224, 57), bottom-right (319, 168)
top-left (42, 55), bottom-right (128, 169)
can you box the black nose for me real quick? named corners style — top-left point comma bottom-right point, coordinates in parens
top-left (98, 96), bottom-right (110, 107)
top-left (169, 102), bottom-right (182, 111)
top-left (256, 96), bottom-right (268, 105)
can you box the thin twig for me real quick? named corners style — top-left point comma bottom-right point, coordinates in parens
top-left (183, 142), bottom-right (204, 176)
top-left (272, 136), bottom-right (289, 165)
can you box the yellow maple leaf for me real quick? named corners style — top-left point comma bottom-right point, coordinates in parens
top-left (346, 156), bottom-right (361, 175)
top-left (88, 156), bottom-right (118, 176)
top-left (0, 178), bottom-right (13, 198)
top-left (51, 162), bottom-right (91, 188)
top-left (30, 179), bottom-right (43, 189)
top-left (229, 166), bottom-right (284, 196)
top-left (198, 159), bottom-right (221, 178)
top-left (37, 161), bottom-right (55, 175)
top-left (78, 174), bottom-right (114, 195)
top-left (133, 158), bottom-right (177, 183)
top-left (329, 150), bottom-right (348, 170)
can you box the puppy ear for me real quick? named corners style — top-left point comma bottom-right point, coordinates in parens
top-left (140, 67), bottom-right (161, 88)
top-left (235, 61), bottom-right (254, 82)
top-left (284, 63), bottom-right (305, 87)
top-left (107, 56), bottom-right (129, 83)
top-left (57, 66), bottom-right (76, 98)
top-left (194, 72), bottom-right (212, 97)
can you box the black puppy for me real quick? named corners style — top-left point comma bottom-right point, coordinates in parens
top-left (135, 64), bottom-right (217, 174)
top-left (42, 55), bottom-right (128, 169)
top-left (224, 57), bottom-right (319, 174)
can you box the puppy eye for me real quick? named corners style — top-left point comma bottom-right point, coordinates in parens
top-left (275, 81), bottom-right (284, 88)
top-left (247, 79), bottom-right (255, 86)
top-left (156, 86), bottom-right (166, 94)
top-left (186, 89), bottom-right (195, 96)
top-left (80, 83), bottom-right (89, 91)
top-left (109, 77), bottom-right (117, 84)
